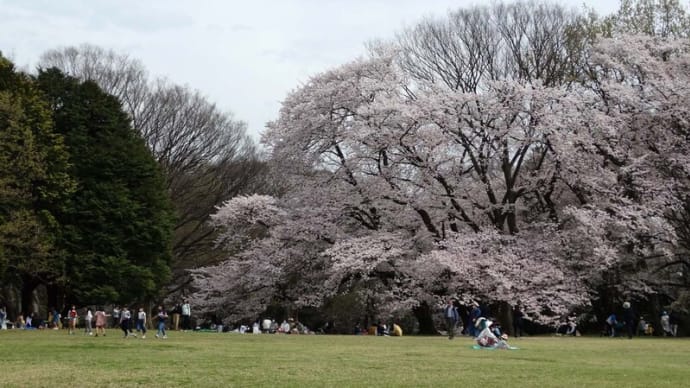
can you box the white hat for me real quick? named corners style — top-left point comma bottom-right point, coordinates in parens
top-left (474, 317), bottom-right (492, 329)
top-left (623, 302), bottom-right (631, 309)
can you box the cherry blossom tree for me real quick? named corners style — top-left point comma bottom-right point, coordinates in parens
top-left (191, 1), bottom-right (690, 328)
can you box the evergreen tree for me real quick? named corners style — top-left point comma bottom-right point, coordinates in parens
top-left (0, 55), bottom-right (75, 313)
top-left (36, 68), bottom-right (175, 304)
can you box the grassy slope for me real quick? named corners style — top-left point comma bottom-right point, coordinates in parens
top-left (1, 330), bottom-right (688, 387)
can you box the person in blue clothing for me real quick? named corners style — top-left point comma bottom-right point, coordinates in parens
top-left (51, 307), bottom-right (60, 329)
top-left (606, 313), bottom-right (618, 337)
top-left (156, 305), bottom-right (168, 339)
top-left (444, 299), bottom-right (460, 340)
top-left (136, 307), bottom-right (147, 339)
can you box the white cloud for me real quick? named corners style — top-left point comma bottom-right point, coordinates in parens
top-left (0, 0), bottom-right (621, 140)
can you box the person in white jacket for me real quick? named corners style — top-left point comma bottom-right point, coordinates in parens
top-left (84, 308), bottom-right (93, 335)
top-left (0, 305), bottom-right (7, 330)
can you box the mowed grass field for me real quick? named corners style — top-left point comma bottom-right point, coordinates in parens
top-left (1, 330), bottom-right (688, 387)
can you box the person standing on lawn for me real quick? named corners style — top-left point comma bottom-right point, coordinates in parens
top-left (84, 307), bottom-right (93, 335)
top-left (512, 303), bottom-right (525, 338)
top-left (444, 299), bottom-right (460, 340)
top-left (622, 302), bottom-right (635, 339)
top-left (181, 300), bottom-right (191, 331)
top-left (67, 305), bottom-right (78, 335)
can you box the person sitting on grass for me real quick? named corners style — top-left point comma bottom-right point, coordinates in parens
top-left (475, 318), bottom-right (515, 350)
top-left (565, 317), bottom-right (577, 336)
top-left (392, 323), bottom-right (403, 337)
top-left (15, 313), bottom-right (25, 329)
top-left (376, 322), bottom-right (389, 336)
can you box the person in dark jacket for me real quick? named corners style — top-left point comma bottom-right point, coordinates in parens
top-left (513, 304), bottom-right (524, 338)
top-left (444, 299), bottom-right (460, 340)
top-left (622, 301), bottom-right (635, 339)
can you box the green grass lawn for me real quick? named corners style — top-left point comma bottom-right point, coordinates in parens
top-left (0, 330), bottom-right (688, 387)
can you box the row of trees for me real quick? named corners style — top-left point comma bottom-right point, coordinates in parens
top-left (38, 46), bottom-right (267, 290)
top-left (2, 43), bottom-right (265, 315)
top-left (0, 57), bottom-right (174, 314)
top-left (189, 0), bottom-right (690, 333)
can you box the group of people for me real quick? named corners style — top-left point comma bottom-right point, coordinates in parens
top-left (0, 302), bottom-right (181, 341)
top-left (76, 305), bottom-right (171, 339)
top-left (605, 302), bottom-right (682, 339)
top-left (443, 299), bottom-right (516, 350)
top-left (170, 300), bottom-right (192, 331)
top-left (442, 299), bottom-right (521, 338)
top-left (2, 309), bottom-right (54, 330)
top-left (242, 318), bottom-right (317, 335)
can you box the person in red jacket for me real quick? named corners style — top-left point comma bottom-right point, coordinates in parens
top-left (67, 305), bottom-right (78, 335)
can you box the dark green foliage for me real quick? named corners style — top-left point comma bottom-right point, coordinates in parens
top-left (36, 68), bottom-right (175, 304)
top-left (0, 56), bottom-right (74, 297)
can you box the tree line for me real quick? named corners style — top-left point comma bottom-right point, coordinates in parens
top-left (0, 46), bottom-right (266, 318)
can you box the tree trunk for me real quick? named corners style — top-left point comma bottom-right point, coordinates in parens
top-left (496, 301), bottom-right (513, 335)
top-left (413, 301), bottom-right (436, 335)
top-left (20, 277), bottom-right (40, 316)
top-left (46, 283), bottom-right (64, 312)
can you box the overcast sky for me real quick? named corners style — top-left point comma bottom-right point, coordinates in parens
top-left (1, 0), bottom-right (621, 141)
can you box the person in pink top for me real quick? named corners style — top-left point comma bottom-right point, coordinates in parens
top-left (94, 308), bottom-right (108, 337)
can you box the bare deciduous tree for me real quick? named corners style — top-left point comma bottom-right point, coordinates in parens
top-left (395, 1), bottom-right (587, 91)
top-left (39, 45), bottom-right (266, 290)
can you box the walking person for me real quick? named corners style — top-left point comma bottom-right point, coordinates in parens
top-left (94, 308), bottom-right (107, 337)
top-left (156, 306), bottom-right (168, 339)
top-left (181, 300), bottom-right (191, 331)
top-left (136, 307), bottom-right (147, 339)
top-left (84, 307), bottom-right (93, 335)
top-left (444, 299), bottom-right (459, 340)
top-left (111, 306), bottom-right (120, 329)
top-left (120, 306), bottom-right (134, 338)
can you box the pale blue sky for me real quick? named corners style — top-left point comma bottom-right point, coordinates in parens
top-left (0, 0), bottom-right (621, 140)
